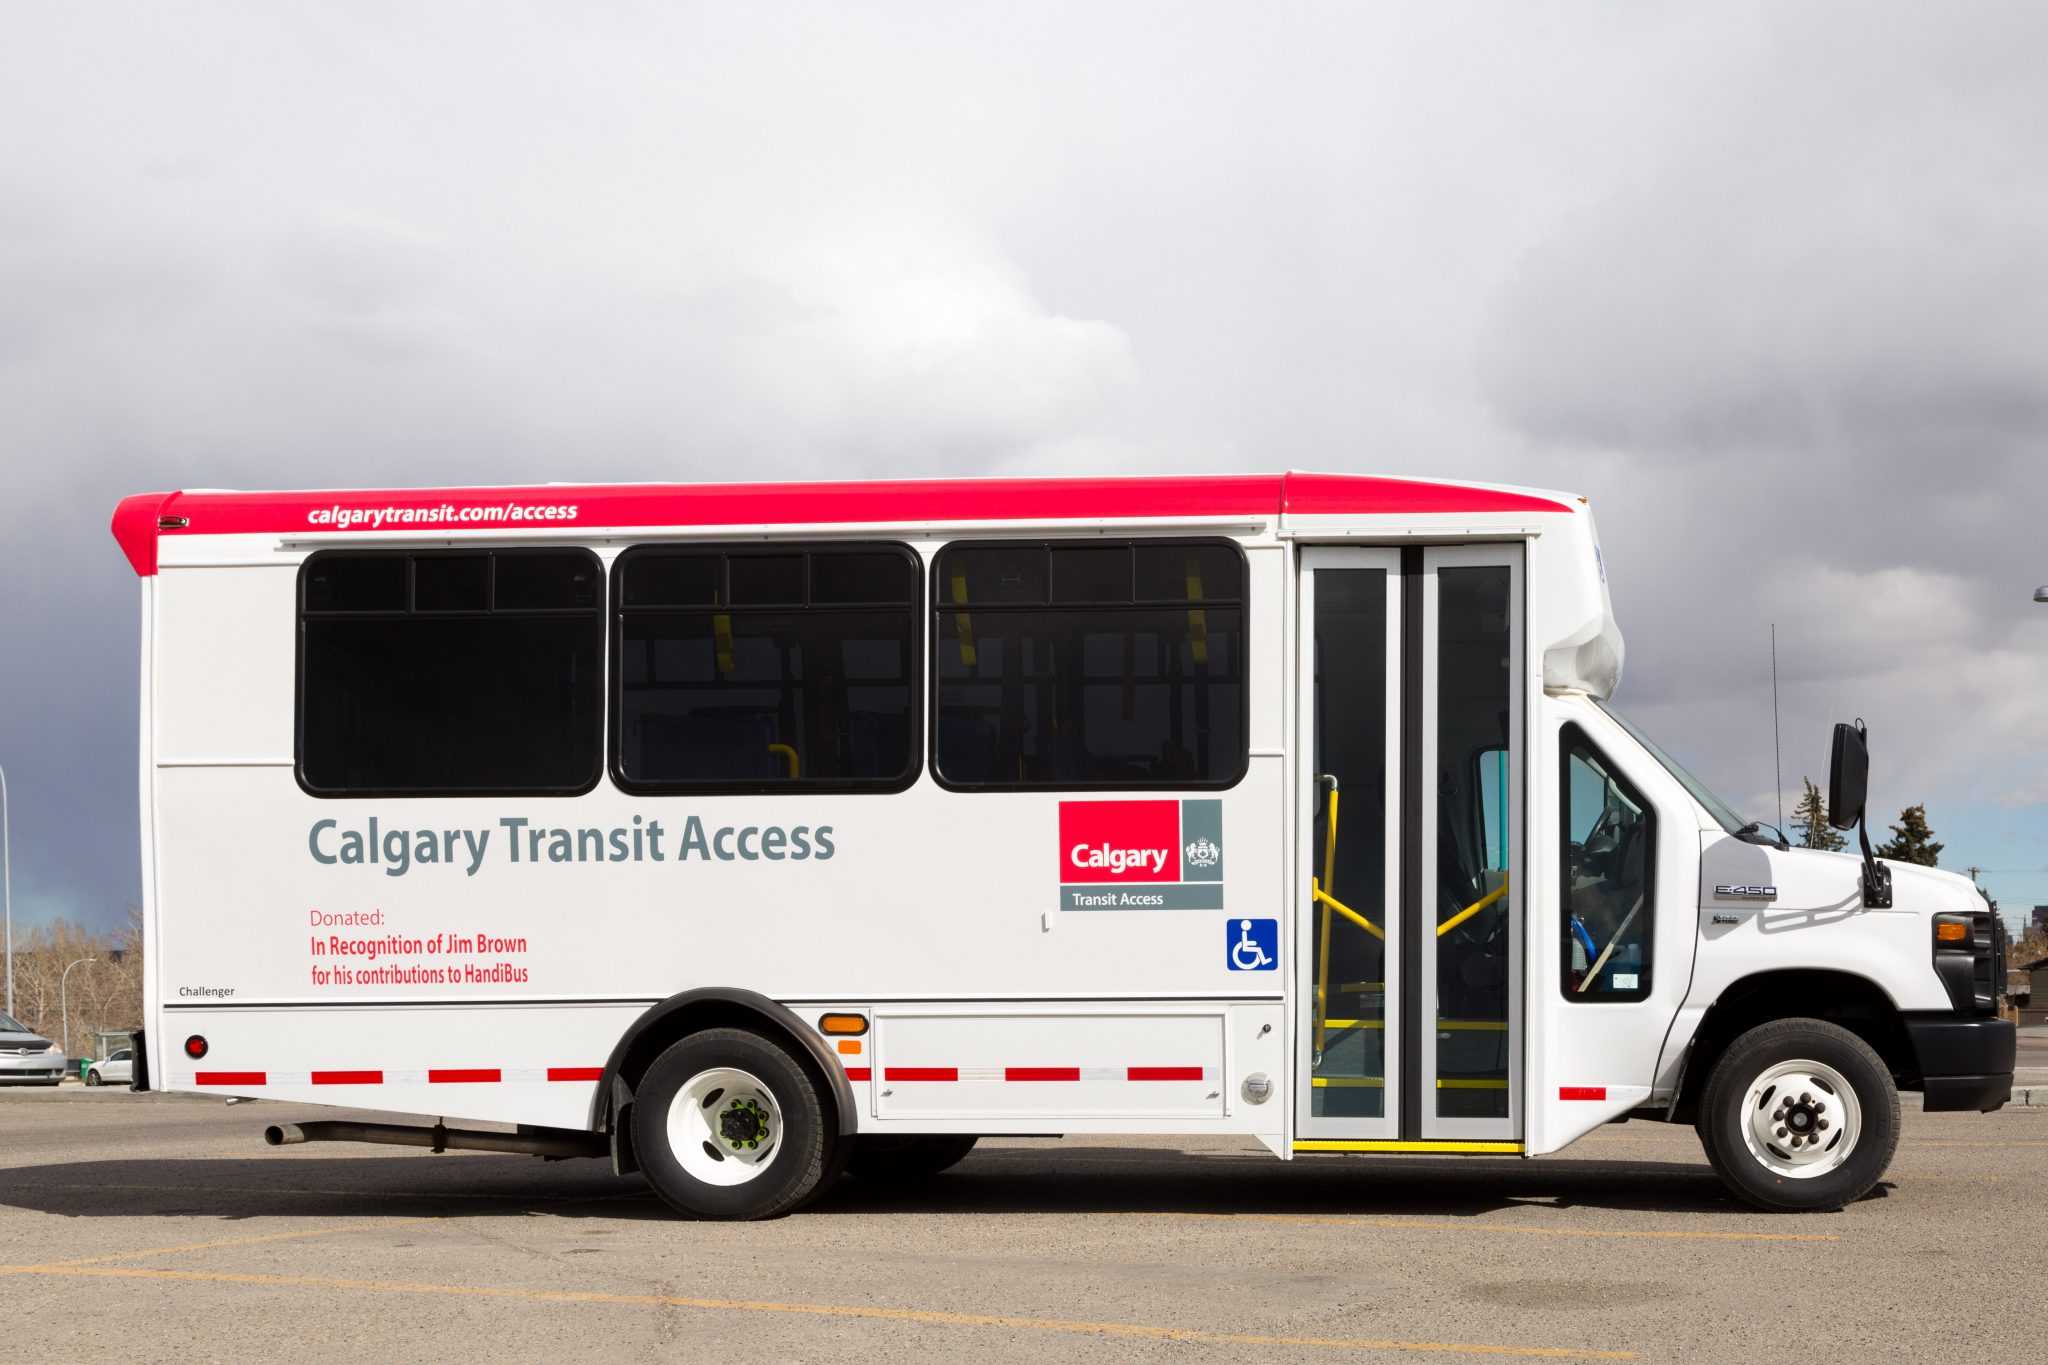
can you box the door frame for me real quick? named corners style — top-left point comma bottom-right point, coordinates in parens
top-left (1291, 543), bottom-right (1528, 1149)
top-left (1417, 543), bottom-right (1525, 1141)
top-left (1292, 546), bottom-right (1403, 1142)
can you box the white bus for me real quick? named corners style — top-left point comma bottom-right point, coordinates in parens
top-left (112, 472), bottom-right (2013, 1217)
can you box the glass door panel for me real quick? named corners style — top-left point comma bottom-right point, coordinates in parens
top-left (1420, 547), bottom-right (1522, 1140)
top-left (1295, 550), bottom-right (1400, 1140)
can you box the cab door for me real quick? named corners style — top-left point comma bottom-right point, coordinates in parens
top-left (1295, 545), bottom-right (1525, 1149)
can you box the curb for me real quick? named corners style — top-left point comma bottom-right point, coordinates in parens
top-left (2012, 1087), bottom-right (2045, 1108)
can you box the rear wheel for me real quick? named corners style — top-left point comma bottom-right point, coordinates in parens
top-left (632, 1027), bottom-right (833, 1220)
top-left (845, 1134), bottom-right (979, 1181)
top-left (1697, 1017), bottom-right (1899, 1212)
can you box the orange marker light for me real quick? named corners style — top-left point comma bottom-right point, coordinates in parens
top-left (837, 1039), bottom-right (862, 1055)
top-left (1935, 921), bottom-right (1968, 942)
top-left (818, 1013), bottom-right (869, 1036)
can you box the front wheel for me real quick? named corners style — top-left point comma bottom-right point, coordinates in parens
top-left (85, 1070), bottom-right (102, 1087)
top-left (1697, 1017), bottom-right (1899, 1212)
top-left (632, 1027), bottom-right (834, 1220)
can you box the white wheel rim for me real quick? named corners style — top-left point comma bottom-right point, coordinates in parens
top-left (668, 1067), bottom-right (784, 1187)
top-left (1740, 1058), bottom-right (1861, 1179)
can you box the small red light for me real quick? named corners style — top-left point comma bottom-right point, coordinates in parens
top-left (184, 1035), bottom-right (208, 1059)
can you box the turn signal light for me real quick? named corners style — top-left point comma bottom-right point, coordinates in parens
top-left (1935, 921), bottom-right (1968, 943)
top-left (184, 1035), bottom-right (209, 1059)
top-left (818, 1013), bottom-right (869, 1036)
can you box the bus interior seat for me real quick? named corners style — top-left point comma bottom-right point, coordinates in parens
top-left (637, 712), bottom-right (784, 780)
top-left (937, 715), bottom-right (999, 783)
top-left (848, 710), bottom-right (908, 780)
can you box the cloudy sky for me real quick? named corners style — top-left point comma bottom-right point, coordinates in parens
top-left (4, 3), bottom-right (2046, 935)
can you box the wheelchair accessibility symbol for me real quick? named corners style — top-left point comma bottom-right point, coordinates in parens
top-left (1228, 918), bottom-right (1278, 971)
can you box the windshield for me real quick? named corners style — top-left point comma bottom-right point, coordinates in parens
top-left (1593, 699), bottom-right (1750, 835)
top-left (0, 1011), bottom-right (29, 1034)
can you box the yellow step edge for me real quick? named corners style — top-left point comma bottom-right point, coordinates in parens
top-left (1294, 1140), bottom-right (1524, 1154)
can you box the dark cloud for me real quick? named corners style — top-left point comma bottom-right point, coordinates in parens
top-left (4, 2), bottom-right (2047, 930)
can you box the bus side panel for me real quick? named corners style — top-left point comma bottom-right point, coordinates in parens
top-left (157, 1003), bottom-right (629, 1129)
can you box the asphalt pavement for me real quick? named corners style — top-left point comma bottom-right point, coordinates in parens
top-left (1, 1086), bottom-right (2041, 1362)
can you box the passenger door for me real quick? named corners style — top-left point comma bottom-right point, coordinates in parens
top-left (1295, 546), bottom-right (1525, 1149)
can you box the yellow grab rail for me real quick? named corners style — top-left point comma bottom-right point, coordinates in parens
top-left (1436, 879), bottom-right (1507, 938)
top-left (1314, 882), bottom-right (1384, 940)
top-left (766, 744), bottom-right (799, 780)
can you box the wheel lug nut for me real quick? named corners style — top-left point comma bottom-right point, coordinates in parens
top-left (1775, 1127), bottom-right (1787, 1139)
top-left (1801, 1092), bottom-right (1812, 1105)
top-left (1817, 1119), bottom-right (1829, 1130)
top-left (1814, 1102), bottom-right (1825, 1114)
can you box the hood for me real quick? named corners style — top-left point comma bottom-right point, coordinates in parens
top-left (0, 1030), bottom-right (56, 1051)
top-left (1702, 838), bottom-right (1983, 918)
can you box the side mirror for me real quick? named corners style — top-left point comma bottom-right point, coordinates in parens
top-left (1827, 718), bottom-right (1891, 908)
top-left (1826, 722), bottom-right (1868, 830)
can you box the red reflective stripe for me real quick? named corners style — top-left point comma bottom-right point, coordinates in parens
top-left (883, 1067), bottom-right (957, 1082)
top-left (428, 1068), bottom-right (501, 1084)
top-left (1006, 1067), bottom-right (1081, 1082)
top-left (194, 1071), bottom-right (265, 1086)
top-left (844, 1067), bottom-right (871, 1081)
top-left (1128, 1067), bottom-right (1203, 1081)
top-left (310, 1070), bottom-right (381, 1086)
top-left (1559, 1086), bottom-right (1607, 1101)
top-left (113, 474), bottom-right (1573, 574)
top-left (546, 1067), bottom-right (604, 1082)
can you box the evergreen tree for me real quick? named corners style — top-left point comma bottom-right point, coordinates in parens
top-left (1876, 804), bottom-right (1943, 866)
top-left (1790, 777), bottom-right (1846, 851)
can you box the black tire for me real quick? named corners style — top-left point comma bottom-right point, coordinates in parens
top-left (85, 1070), bottom-right (102, 1087)
top-left (632, 1027), bottom-right (833, 1221)
top-left (795, 1128), bottom-right (857, 1210)
top-left (845, 1134), bottom-right (979, 1181)
top-left (1697, 1017), bottom-right (1900, 1212)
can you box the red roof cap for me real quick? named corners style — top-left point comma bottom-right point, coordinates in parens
top-left (110, 473), bottom-right (1569, 576)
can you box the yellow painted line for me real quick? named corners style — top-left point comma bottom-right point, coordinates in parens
top-left (1437, 1078), bottom-right (1509, 1090)
top-left (4, 1219), bottom-right (442, 1272)
top-left (1296, 1140), bottom-right (1524, 1154)
top-left (1137, 1211), bottom-right (1836, 1244)
top-left (1313, 1077), bottom-right (1386, 1088)
top-left (0, 1265), bottom-right (1638, 1359)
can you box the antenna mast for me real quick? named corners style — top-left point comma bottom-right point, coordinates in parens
top-left (1771, 624), bottom-right (1783, 832)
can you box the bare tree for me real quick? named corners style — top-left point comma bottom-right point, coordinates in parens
top-left (8, 911), bottom-right (144, 1058)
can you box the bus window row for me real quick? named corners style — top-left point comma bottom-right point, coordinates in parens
top-left (295, 539), bottom-right (1248, 798)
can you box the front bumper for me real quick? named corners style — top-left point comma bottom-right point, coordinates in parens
top-left (1904, 1015), bottom-right (2014, 1112)
top-left (0, 1052), bottom-right (68, 1083)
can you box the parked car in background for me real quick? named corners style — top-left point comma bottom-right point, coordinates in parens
top-left (85, 1049), bottom-right (134, 1087)
top-left (0, 1012), bottom-right (67, 1085)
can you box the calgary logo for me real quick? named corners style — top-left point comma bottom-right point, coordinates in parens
top-left (1057, 798), bottom-right (1226, 911)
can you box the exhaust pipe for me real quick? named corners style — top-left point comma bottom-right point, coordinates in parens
top-left (263, 1119), bottom-right (606, 1160)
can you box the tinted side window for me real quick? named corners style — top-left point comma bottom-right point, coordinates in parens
top-left (612, 544), bottom-right (920, 792)
top-left (932, 540), bottom-right (1247, 789)
top-left (1560, 724), bottom-right (1654, 1002)
top-left (299, 550), bottom-right (603, 796)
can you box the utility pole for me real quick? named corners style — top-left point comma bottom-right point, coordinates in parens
top-left (61, 957), bottom-right (96, 1064)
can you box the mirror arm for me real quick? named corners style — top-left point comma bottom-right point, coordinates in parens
top-left (1855, 814), bottom-right (1893, 909)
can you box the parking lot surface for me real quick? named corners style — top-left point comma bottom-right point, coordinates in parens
top-left (1, 1088), bottom-right (2040, 1362)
